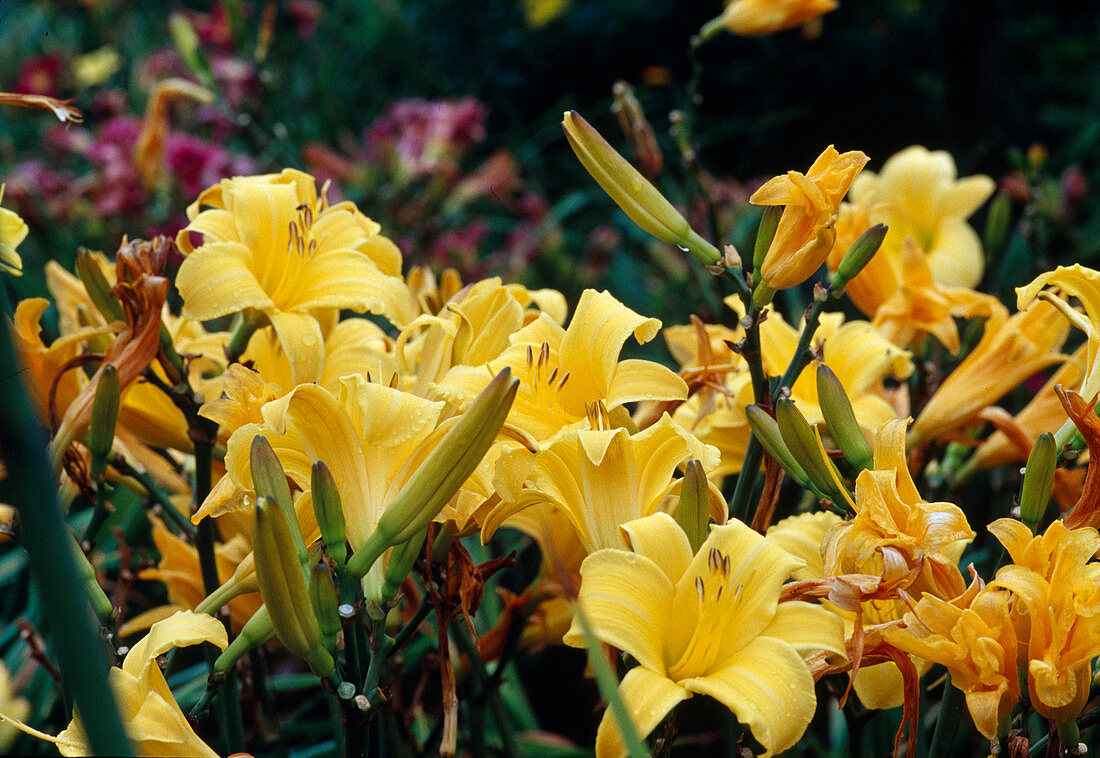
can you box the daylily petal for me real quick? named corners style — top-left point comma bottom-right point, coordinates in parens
top-left (620, 511), bottom-right (694, 587)
top-left (267, 309), bottom-right (325, 386)
top-left (685, 636), bottom-right (817, 757)
top-left (761, 600), bottom-right (846, 657)
top-left (926, 217), bottom-right (985, 289)
top-left (564, 549), bottom-right (673, 673)
top-left (593, 667), bottom-right (689, 758)
top-left (177, 241), bottom-right (275, 320)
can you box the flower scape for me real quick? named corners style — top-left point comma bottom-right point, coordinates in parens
top-left (1, 3), bottom-right (1099, 758)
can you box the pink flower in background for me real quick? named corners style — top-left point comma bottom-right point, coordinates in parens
top-left (164, 133), bottom-right (256, 197)
top-left (366, 98), bottom-right (489, 181)
top-left (13, 54), bottom-right (65, 97)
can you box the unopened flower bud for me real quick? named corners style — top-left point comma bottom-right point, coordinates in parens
top-left (214, 604), bottom-right (275, 673)
top-left (674, 460), bottom-right (710, 553)
top-left (251, 436), bottom-right (307, 569)
top-left (381, 531), bottom-right (427, 604)
top-left (76, 250), bottom-right (124, 323)
top-left (1019, 432), bottom-right (1056, 535)
top-left (775, 399), bottom-right (853, 508)
top-left (311, 461), bottom-right (347, 568)
top-left (253, 496), bottom-right (334, 676)
top-left (71, 537), bottom-right (113, 623)
top-left (88, 365), bottom-right (120, 478)
top-left (745, 405), bottom-right (814, 492)
top-left (816, 364), bottom-right (872, 471)
top-left (983, 192), bottom-right (1012, 254)
top-left (753, 206), bottom-right (782, 273)
top-left (563, 110), bottom-right (720, 265)
top-left (830, 223), bottom-right (887, 292)
top-left (347, 368), bottom-right (519, 578)
top-left (309, 565), bottom-right (341, 655)
top-left (195, 553), bottom-right (257, 616)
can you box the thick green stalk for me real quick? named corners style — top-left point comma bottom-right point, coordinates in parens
top-left (0, 302), bottom-right (132, 755)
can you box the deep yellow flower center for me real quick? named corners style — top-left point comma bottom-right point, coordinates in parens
top-left (667, 546), bottom-right (750, 680)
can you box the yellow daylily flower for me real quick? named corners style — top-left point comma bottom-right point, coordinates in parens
top-left (176, 169), bottom-right (411, 384)
top-left (564, 512), bottom-right (845, 758)
top-left (201, 375), bottom-right (446, 550)
top-left (435, 289), bottom-right (686, 443)
top-left (749, 145), bottom-right (869, 295)
top-left (883, 578), bottom-right (1019, 739)
top-left (1017, 264), bottom-right (1100, 444)
top-left (667, 303), bottom-right (911, 482)
top-left (767, 510), bottom-right (909, 710)
top-left (485, 412), bottom-right (723, 550)
top-left (824, 418), bottom-right (973, 601)
top-left (397, 275), bottom-right (566, 397)
top-left (989, 519), bottom-right (1100, 722)
top-left (704, 0), bottom-right (838, 38)
top-left (871, 239), bottom-right (1001, 353)
top-left (0, 184), bottom-right (27, 276)
top-left (968, 345), bottom-right (1085, 471)
top-left (846, 145), bottom-right (995, 291)
top-left (908, 300), bottom-right (1069, 444)
top-left (5, 611), bottom-right (226, 757)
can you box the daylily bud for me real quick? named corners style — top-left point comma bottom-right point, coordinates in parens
top-left (753, 206), bottom-right (782, 272)
top-left (775, 399), bottom-right (853, 508)
top-left (88, 365), bottom-right (121, 478)
top-left (984, 192), bottom-right (1012, 255)
top-left (674, 460), bottom-right (710, 553)
top-left (253, 496), bottom-right (334, 676)
top-left (195, 554), bottom-right (257, 616)
top-left (816, 364), bottom-right (873, 471)
top-left (829, 223), bottom-right (887, 293)
top-left (251, 436), bottom-right (306, 568)
top-left (311, 461), bottom-right (347, 568)
top-left (71, 537), bottom-right (113, 623)
top-left (1019, 432), bottom-right (1056, 535)
top-left (309, 565), bottom-right (341, 655)
top-left (744, 405), bottom-right (814, 491)
top-left (347, 368), bottom-right (519, 578)
top-left (214, 604), bottom-right (275, 674)
top-left (381, 531), bottom-right (427, 604)
top-left (76, 250), bottom-right (124, 323)
top-left (563, 110), bottom-right (721, 265)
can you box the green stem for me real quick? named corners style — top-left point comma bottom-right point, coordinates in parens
top-left (928, 676), bottom-right (966, 758)
top-left (111, 454), bottom-right (197, 540)
top-left (451, 620), bottom-right (516, 757)
top-left (80, 480), bottom-right (112, 549)
top-left (0, 298), bottom-right (133, 755)
top-left (775, 295), bottom-right (830, 396)
top-left (390, 602), bottom-right (434, 656)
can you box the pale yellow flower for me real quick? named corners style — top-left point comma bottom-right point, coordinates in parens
top-left (0, 662), bottom-right (30, 752)
top-left (565, 512), bottom-right (845, 757)
top-left (847, 145), bottom-right (995, 291)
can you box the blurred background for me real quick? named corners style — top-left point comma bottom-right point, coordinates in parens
top-left (1, 0), bottom-right (1097, 331)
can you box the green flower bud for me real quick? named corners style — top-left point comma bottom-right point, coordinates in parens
top-left (253, 496), bottom-right (334, 676)
top-left (214, 605), bottom-right (275, 674)
top-left (195, 553), bottom-right (258, 616)
top-left (347, 368), bottom-right (519, 578)
top-left (88, 365), bottom-right (121, 478)
top-left (674, 460), bottom-right (710, 553)
top-left (251, 436), bottom-right (307, 569)
top-left (76, 250), bottom-right (124, 323)
top-left (311, 461), bottom-right (347, 568)
top-left (1020, 432), bottom-right (1056, 535)
top-left (563, 110), bottom-right (721, 265)
top-left (816, 364), bottom-right (873, 471)
top-left (744, 405), bottom-right (814, 491)
top-left (983, 192), bottom-right (1012, 255)
top-left (830, 223), bottom-right (887, 292)
top-left (71, 537), bottom-right (112, 623)
top-left (753, 206), bottom-right (782, 273)
top-left (381, 531), bottom-right (427, 604)
top-left (775, 398), bottom-right (853, 509)
top-left (309, 565), bottom-right (341, 655)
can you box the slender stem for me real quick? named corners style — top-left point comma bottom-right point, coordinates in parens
top-left (80, 480), bottom-right (112, 549)
top-left (0, 297), bottom-right (133, 755)
top-left (250, 649), bottom-right (288, 758)
top-left (775, 295), bottom-right (830, 396)
top-left (452, 620), bottom-right (517, 757)
top-left (111, 454), bottom-right (197, 540)
top-left (390, 602), bottom-right (435, 656)
top-left (928, 676), bottom-right (965, 758)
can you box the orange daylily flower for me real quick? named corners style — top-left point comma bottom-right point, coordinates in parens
top-left (750, 145), bottom-right (869, 295)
